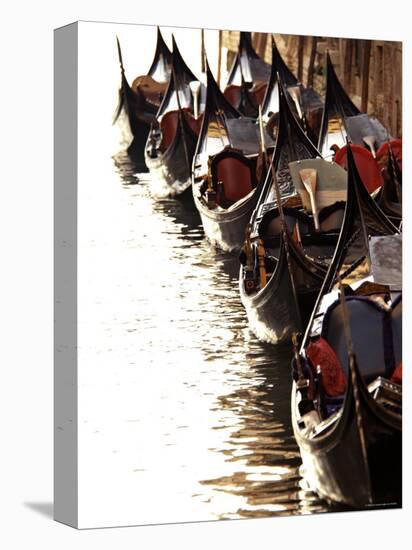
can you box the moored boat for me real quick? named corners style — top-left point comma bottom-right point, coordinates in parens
top-left (113, 29), bottom-right (172, 171)
top-left (145, 36), bottom-right (205, 198)
top-left (291, 144), bottom-right (401, 507)
top-left (318, 53), bottom-right (387, 161)
top-left (192, 63), bottom-right (274, 252)
top-left (239, 83), bottom-right (345, 344)
top-left (223, 32), bottom-right (270, 116)
top-left (262, 37), bottom-right (323, 144)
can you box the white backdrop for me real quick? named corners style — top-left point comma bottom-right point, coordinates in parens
top-left (0, 0), bottom-right (409, 548)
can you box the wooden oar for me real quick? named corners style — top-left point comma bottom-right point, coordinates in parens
top-left (217, 30), bottom-right (222, 88)
top-left (362, 135), bottom-right (377, 158)
top-left (288, 85), bottom-right (307, 133)
top-left (292, 220), bottom-right (302, 248)
top-left (200, 29), bottom-right (206, 73)
top-left (299, 168), bottom-right (320, 231)
top-left (288, 86), bottom-right (303, 121)
top-left (189, 80), bottom-right (201, 120)
top-left (258, 105), bottom-right (269, 169)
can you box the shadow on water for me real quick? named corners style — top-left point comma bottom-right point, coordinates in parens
top-left (200, 356), bottom-right (331, 518)
top-left (110, 151), bottom-right (337, 519)
top-left (113, 151), bottom-right (141, 186)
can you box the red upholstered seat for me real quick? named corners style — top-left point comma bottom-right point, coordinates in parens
top-left (391, 363), bottom-right (402, 384)
top-left (160, 108), bottom-right (203, 151)
top-left (376, 139), bottom-right (402, 172)
top-left (160, 109), bottom-right (201, 152)
top-left (307, 337), bottom-right (347, 397)
top-left (215, 156), bottom-right (254, 205)
top-left (184, 111), bottom-right (203, 137)
top-left (335, 144), bottom-right (384, 193)
top-left (160, 111), bottom-right (179, 151)
top-left (250, 82), bottom-right (267, 106)
top-left (223, 85), bottom-right (241, 109)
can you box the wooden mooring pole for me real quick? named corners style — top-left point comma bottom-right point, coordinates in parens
top-left (307, 36), bottom-right (317, 88)
top-left (201, 29), bottom-right (206, 73)
top-left (297, 35), bottom-right (305, 82)
top-left (217, 30), bottom-right (222, 87)
top-left (361, 40), bottom-right (372, 113)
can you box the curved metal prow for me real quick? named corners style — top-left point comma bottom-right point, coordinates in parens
top-left (116, 36), bottom-right (125, 74)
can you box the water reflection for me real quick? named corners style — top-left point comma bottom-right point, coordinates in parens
top-left (106, 149), bottom-right (333, 521)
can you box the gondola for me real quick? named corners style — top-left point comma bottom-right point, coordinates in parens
top-left (192, 63), bottom-right (275, 252)
top-left (291, 144), bottom-right (401, 508)
top-left (334, 139), bottom-right (402, 226)
top-left (223, 32), bottom-right (271, 116)
top-left (145, 36), bottom-right (206, 198)
top-left (261, 37), bottom-right (323, 144)
top-left (318, 53), bottom-right (387, 161)
top-left (113, 29), bottom-right (172, 171)
top-left (239, 82), bottom-right (346, 344)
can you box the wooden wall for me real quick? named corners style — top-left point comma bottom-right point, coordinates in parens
top-left (222, 32), bottom-right (402, 138)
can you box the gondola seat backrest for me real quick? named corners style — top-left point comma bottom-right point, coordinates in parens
top-left (249, 82), bottom-right (267, 107)
top-left (318, 201), bottom-right (346, 232)
top-left (223, 85), bottom-right (241, 110)
top-left (335, 144), bottom-right (384, 193)
top-left (160, 110), bottom-right (180, 151)
top-left (321, 297), bottom-right (394, 384)
top-left (184, 112), bottom-right (204, 137)
top-left (211, 151), bottom-right (256, 206)
top-left (159, 108), bottom-right (201, 152)
top-left (288, 158), bottom-right (347, 214)
top-left (259, 208), bottom-right (311, 242)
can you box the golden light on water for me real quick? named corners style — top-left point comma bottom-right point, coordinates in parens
top-left (73, 21), bottom-right (336, 527)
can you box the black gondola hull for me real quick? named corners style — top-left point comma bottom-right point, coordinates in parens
top-left (239, 248), bottom-right (320, 344)
top-left (145, 119), bottom-right (198, 198)
top-left (292, 374), bottom-right (402, 507)
top-left (193, 189), bottom-right (259, 253)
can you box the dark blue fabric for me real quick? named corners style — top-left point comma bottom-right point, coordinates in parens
top-left (321, 296), bottom-right (394, 384)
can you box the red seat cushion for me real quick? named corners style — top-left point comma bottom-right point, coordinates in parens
top-left (391, 362), bottom-right (402, 384)
top-left (376, 139), bottom-right (402, 173)
top-left (160, 109), bottom-right (202, 151)
top-left (250, 81), bottom-right (267, 106)
top-left (184, 111), bottom-right (203, 137)
top-left (223, 85), bottom-right (241, 109)
top-left (307, 337), bottom-right (347, 397)
top-left (160, 111), bottom-right (179, 150)
top-left (215, 156), bottom-right (253, 205)
top-left (335, 144), bottom-right (384, 193)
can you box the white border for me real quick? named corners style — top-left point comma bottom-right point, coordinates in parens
top-left (0, 1), bottom-right (409, 548)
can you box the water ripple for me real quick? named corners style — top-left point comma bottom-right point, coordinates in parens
top-left (78, 149), bottom-right (335, 524)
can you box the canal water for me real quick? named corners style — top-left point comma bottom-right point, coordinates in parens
top-left (76, 130), bottom-right (336, 527)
